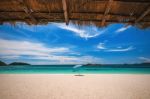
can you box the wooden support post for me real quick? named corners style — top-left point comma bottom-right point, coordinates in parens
top-left (101, 0), bottom-right (113, 26)
top-left (62, 0), bottom-right (69, 25)
top-left (135, 6), bottom-right (150, 23)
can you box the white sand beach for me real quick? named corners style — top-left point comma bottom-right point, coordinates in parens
top-left (0, 74), bottom-right (150, 99)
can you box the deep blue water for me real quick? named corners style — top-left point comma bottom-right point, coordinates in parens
top-left (0, 65), bottom-right (150, 74)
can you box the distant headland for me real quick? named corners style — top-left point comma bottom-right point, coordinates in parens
top-left (0, 60), bottom-right (30, 66)
top-left (9, 62), bottom-right (31, 66)
top-left (0, 60), bottom-right (7, 66)
top-left (82, 63), bottom-right (150, 68)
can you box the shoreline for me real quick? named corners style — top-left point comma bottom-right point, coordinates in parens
top-left (0, 72), bottom-right (150, 75)
top-left (0, 73), bottom-right (150, 75)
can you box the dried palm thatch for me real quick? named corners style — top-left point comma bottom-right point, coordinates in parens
top-left (0, 0), bottom-right (150, 28)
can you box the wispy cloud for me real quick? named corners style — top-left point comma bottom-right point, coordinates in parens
top-left (138, 57), bottom-right (150, 62)
top-left (106, 46), bottom-right (134, 52)
top-left (55, 23), bottom-right (106, 39)
top-left (97, 42), bottom-right (134, 52)
top-left (0, 39), bottom-right (102, 64)
top-left (115, 25), bottom-right (131, 33)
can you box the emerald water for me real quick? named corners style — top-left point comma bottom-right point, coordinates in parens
top-left (0, 65), bottom-right (150, 74)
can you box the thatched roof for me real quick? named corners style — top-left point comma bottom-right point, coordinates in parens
top-left (0, 0), bottom-right (150, 28)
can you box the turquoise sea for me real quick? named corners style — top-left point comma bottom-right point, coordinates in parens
top-left (0, 65), bottom-right (150, 74)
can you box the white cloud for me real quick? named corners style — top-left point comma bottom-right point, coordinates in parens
top-left (55, 23), bottom-right (106, 39)
top-left (97, 43), bottom-right (106, 49)
top-left (0, 39), bottom-right (102, 64)
top-left (138, 57), bottom-right (150, 62)
top-left (106, 46), bottom-right (134, 52)
top-left (116, 25), bottom-right (131, 33)
top-left (0, 39), bottom-right (69, 56)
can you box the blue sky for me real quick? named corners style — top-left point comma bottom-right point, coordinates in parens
top-left (0, 22), bottom-right (150, 64)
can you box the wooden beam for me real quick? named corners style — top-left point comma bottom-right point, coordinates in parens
top-left (135, 6), bottom-right (150, 23)
top-left (0, 11), bottom-right (138, 17)
top-left (62, 0), bottom-right (69, 25)
top-left (18, 0), bottom-right (37, 24)
top-left (0, 11), bottom-right (139, 21)
top-left (0, 11), bottom-right (147, 18)
top-left (1, 18), bottom-right (150, 24)
top-left (1, 19), bottom-right (64, 24)
top-left (101, 0), bottom-right (113, 26)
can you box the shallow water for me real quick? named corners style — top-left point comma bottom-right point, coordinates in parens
top-left (0, 65), bottom-right (150, 74)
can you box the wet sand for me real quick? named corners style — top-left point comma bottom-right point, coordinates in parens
top-left (0, 74), bottom-right (150, 99)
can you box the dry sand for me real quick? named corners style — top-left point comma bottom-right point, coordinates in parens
top-left (0, 74), bottom-right (150, 99)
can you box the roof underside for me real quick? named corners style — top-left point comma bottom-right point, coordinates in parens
top-left (0, 0), bottom-right (150, 28)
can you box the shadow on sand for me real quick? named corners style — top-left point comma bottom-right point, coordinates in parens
top-left (74, 74), bottom-right (84, 76)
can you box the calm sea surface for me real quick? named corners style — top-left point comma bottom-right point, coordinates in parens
top-left (0, 65), bottom-right (150, 74)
